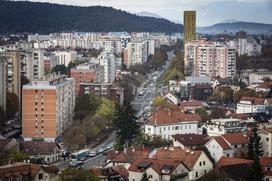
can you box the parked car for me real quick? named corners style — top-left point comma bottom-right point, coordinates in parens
top-left (98, 148), bottom-right (104, 154)
top-left (88, 151), bottom-right (97, 157)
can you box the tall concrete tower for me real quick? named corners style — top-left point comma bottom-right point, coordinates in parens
top-left (183, 11), bottom-right (196, 46)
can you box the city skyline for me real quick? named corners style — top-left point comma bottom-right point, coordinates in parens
top-left (24, 0), bottom-right (272, 26)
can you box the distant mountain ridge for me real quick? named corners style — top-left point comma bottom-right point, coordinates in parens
top-left (198, 21), bottom-right (272, 35)
top-left (0, 1), bottom-right (182, 34)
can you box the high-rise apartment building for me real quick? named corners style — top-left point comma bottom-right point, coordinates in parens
top-left (127, 41), bottom-right (148, 68)
top-left (70, 63), bottom-right (104, 94)
top-left (55, 50), bottom-right (77, 67)
top-left (184, 40), bottom-right (236, 78)
top-left (0, 51), bottom-right (21, 103)
top-left (98, 51), bottom-right (116, 83)
top-left (22, 74), bottom-right (75, 142)
top-left (183, 11), bottom-right (196, 46)
top-left (0, 58), bottom-right (6, 110)
top-left (21, 49), bottom-right (45, 81)
top-left (228, 37), bottom-right (262, 57)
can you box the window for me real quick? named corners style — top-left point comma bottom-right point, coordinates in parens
top-left (204, 170), bottom-right (207, 174)
top-left (38, 173), bottom-right (43, 180)
top-left (203, 161), bottom-right (206, 165)
top-left (234, 145), bottom-right (237, 148)
top-left (199, 162), bottom-right (202, 166)
top-left (149, 175), bottom-right (153, 178)
top-left (267, 138), bottom-right (269, 142)
top-left (226, 154), bottom-right (230, 157)
top-left (195, 171), bottom-right (198, 178)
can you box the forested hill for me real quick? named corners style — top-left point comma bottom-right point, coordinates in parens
top-left (0, 1), bottom-right (182, 34)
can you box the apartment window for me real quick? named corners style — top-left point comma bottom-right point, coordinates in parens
top-left (203, 161), bottom-right (206, 165)
top-left (195, 171), bottom-right (198, 178)
top-left (199, 162), bottom-right (202, 166)
top-left (149, 175), bottom-right (153, 178)
top-left (38, 173), bottom-right (43, 180)
top-left (267, 138), bottom-right (269, 142)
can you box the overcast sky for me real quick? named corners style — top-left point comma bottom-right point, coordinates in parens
top-left (27, 0), bottom-right (272, 26)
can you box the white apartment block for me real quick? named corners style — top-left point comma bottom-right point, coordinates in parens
top-left (228, 38), bottom-right (262, 56)
top-left (248, 72), bottom-right (272, 85)
top-left (236, 97), bottom-right (272, 114)
top-left (21, 49), bottom-right (45, 81)
top-left (258, 129), bottom-right (272, 157)
top-left (98, 51), bottom-right (116, 83)
top-left (55, 50), bottom-right (77, 67)
top-left (147, 40), bottom-right (155, 55)
top-left (22, 74), bottom-right (75, 142)
top-left (207, 118), bottom-right (245, 136)
top-left (127, 41), bottom-right (148, 68)
top-left (184, 40), bottom-right (236, 78)
top-left (0, 58), bottom-right (6, 110)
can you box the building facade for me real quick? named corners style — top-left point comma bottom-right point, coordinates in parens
top-left (0, 51), bottom-right (21, 103)
top-left (183, 11), bottom-right (196, 46)
top-left (127, 41), bottom-right (148, 68)
top-left (145, 107), bottom-right (201, 140)
top-left (236, 97), bottom-right (272, 114)
top-left (98, 51), bottom-right (116, 83)
top-left (184, 40), bottom-right (236, 78)
top-left (207, 118), bottom-right (245, 136)
top-left (0, 58), bottom-right (6, 110)
top-left (22, 74), bottom-right (75, 142)
top-left (70, 63), bottom-right (103, 94)
top-left (55, 50), bottom-right (77, 67)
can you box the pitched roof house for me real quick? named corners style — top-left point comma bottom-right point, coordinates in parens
top-left (205, 133), bottom-right (248, 163)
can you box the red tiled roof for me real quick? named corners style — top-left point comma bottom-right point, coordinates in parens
top-left (112, 165), bottom-right (129, 180)
top-left (106, 147), bottom-right (152, 163)
top-left (155, 147), bottom-right (202, 169)
top-left (222, 134), bottom-right (248, 145)
top-left (260, 157), bottom-right (272, 167)
top-left (128, 158), bottom-right (180, 175)
top-left (0, 162), bottom-right (41, 177)
top-left (240, 97), bottom-right (265, 105)
top-left (260, 157), bottom-right (272, 176)
top-left (213, 137), bottom-right (231, 150)
top-left (216, 157), bottom-right (253, 168)
top-left (148, 108), bottom-right (201, 125)
top-left (20, 141), bottom-right (57, 155)
top-left (172, 134), bottom-right (210, 147)
top-left (180, 100), bottom-right (203, 107)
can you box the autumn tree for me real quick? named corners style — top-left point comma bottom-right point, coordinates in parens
top-left (195, 107), bottom-right (208, 121)
top-left (233, 89), bottom-right (256, 103)
top-left (95, 98), bottom-right (115, 122)
top-left (152, 96), bottom-right (166, 108)
top-left (6, 92), bottom-right (19, 119)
